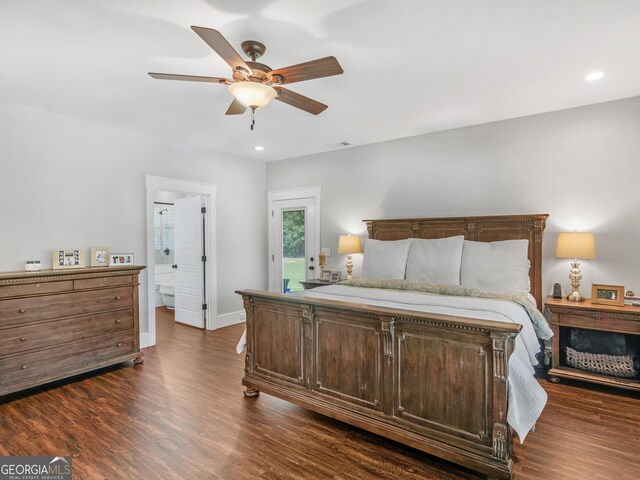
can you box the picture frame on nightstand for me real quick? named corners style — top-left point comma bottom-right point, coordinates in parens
top-left (591, 284), bottom-right (625, 306)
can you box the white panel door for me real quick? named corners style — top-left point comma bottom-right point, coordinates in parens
top-left (174, 196), bottom-right (204, 328)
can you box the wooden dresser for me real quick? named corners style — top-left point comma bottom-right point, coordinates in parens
top-left (0, 266), bottom-right (145, 396)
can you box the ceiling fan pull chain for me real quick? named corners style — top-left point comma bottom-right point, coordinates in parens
top-left (250, 106), bottom-right (256, 130)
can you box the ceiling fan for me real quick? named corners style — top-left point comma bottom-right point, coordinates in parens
top-left (148, 26), bottom-right (344, 130)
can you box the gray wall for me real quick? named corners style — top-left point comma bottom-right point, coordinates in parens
top-left (0, 100), bottom-right (268, 334)
top-left (267, 97), bottom-right (640, 298)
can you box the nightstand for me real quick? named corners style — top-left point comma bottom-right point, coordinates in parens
top-left (300, 279), bottom-right (332, 290)
top-left (544, 297), bottom-right (640, 391)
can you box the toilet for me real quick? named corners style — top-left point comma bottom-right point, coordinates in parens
top-left (159, 280), bottom-right (175, 309)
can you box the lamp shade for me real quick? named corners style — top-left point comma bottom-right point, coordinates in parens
top-left (556, 232), bottom-right (596, 259)
top-left (228, 82), bottom-right (277, 108)
top-left (338, 235), bottom-right (362, 255)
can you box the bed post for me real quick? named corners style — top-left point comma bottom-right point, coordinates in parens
top-left (242, 295), bottom-right (260, 397)
top-left (490, 330), bottom-right (517, 472)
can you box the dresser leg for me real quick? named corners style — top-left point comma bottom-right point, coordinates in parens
top-left (133, 354), bottom-right (144, 365)
top-left (244, 388), bottom-right (260, 398)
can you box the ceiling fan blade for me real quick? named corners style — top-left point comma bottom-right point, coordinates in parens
top-left (269, 56), bottom-right (343, 85)
top-left (148, 73), bottom-right (230, 84)
top-left (225, 98), bottom-right (247, 115)
top-left (191, 26), bottom-right (250, 72)
top-left (274, 87), bottom-right (328, 115)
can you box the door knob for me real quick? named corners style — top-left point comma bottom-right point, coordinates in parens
top-left (310, 257), bottom-right (314, 262)
top-left (172, 264), bottom-right (178, 269)
top-left (309, 266), bottom-right (315, 271)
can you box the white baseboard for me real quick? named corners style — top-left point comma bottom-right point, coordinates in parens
top-left (211, 310), bottom-right (246, 330)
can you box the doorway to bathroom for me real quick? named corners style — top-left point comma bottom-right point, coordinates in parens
top-left (145, 176), bottom-right (217, 347)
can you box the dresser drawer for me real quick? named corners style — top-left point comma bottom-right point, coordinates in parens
top-left (0, 310), bottom-right (134, 356)
top-left (0, 331), bottom-right (135, 387)
top-left (74, 275), bottom-right (133, 290)
top-left (0, 286), bottom-right (133, 327)
top-left (0, 281), bottom-right (74, 299)
top-left (556, 312), bottom-right (640, 335)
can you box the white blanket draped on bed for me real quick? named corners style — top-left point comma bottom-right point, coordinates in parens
top-left (236, 284), bottom-right (547, 442)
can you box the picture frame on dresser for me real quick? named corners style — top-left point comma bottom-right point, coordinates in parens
top-left (90, 246), bottom-right (110, 267)
top-left (591, 284), bottom-right (625, 306)
top-left (109, 253), bottom-right (134, 267)
top-left (52, 248), bottom-right (85, 270)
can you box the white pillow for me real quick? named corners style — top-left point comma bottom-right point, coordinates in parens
top-left (405, 236), bottom-right (465, 285)
top-left (361, 239), bottom-right (411, 279)
top-left (461, 239), bottom-right (530, 294)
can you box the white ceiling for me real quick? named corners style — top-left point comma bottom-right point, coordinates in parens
top-left (2, 0), bottom-right (639, 161)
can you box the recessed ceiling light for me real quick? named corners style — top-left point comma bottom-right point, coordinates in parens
top-left (254, 146), bottom-right (265, 151)
top-left (585, 71), bottom-right (604, 82)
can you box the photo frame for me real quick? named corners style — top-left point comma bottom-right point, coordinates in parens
top-left (109, 253), bottom-right (135, 267)
top-left (90, 246), bottom-right (110, 267)
top-left (329, 271), bottom-right (342, 283)
top-left (52, 249), bottom-right (85, 270)
top-left (591, 284), bottom-right (625, 306)
top-left (319, 270), bottom-right (332, 281)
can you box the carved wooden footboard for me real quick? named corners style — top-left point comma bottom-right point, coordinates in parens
top-left (238, 290), bottom-right (521, 480)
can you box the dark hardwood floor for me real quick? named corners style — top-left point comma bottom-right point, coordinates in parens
top-left (1, 307), bottom-right (638, 479)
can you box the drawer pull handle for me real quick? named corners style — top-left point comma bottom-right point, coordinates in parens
top-left (117, 342), bottom-right (123, 347)
top-left (20, 337), bottom-right (26, 342)
top-left (115, 296), bottom-right (121, 300)
top-left (35, 284), bottom-right (40, 288)
top-left (21, 365), bottom-right (27, 369)
top-left (116, 319), bottom-right (122, 324)
top-left (19, 309), bottom-right (26, 313)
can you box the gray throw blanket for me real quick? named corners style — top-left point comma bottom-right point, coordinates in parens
top-left (339, 279), bottom-right (554, 341)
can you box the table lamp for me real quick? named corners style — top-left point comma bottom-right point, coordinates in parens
top-left (556, 232), bottom-right (596, 302)
top-left (338, 234), bottom-right (362, 280)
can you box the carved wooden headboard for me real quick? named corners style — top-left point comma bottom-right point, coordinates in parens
top-left (363, 214), bottom-right (549, 307)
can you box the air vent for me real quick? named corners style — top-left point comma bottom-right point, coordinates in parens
top-left (326, 141), bottom-right (352, 149)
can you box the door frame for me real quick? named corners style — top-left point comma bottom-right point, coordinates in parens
top-left (145, 175), bottom-right (217, 347)
top-left (268, 186), bottom-right (321, 292)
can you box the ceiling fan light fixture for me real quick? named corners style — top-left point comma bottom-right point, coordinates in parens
top-left (228, 82), bottom-right (277, 109)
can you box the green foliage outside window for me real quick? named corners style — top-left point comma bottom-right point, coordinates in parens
top-left (283, 210), bottom-right (305, 258)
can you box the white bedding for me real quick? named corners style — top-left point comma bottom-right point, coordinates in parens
top-left (236, 284), bottom-right (547, 442)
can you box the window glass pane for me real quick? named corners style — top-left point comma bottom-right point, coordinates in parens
top-left (282, 209), bottom-right (305, 292)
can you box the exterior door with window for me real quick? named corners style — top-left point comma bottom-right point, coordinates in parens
top-left (271, 198), bottom-right (317, 293)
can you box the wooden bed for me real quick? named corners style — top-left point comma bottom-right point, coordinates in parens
top-left (237, 214), bottom-right (548, 480)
